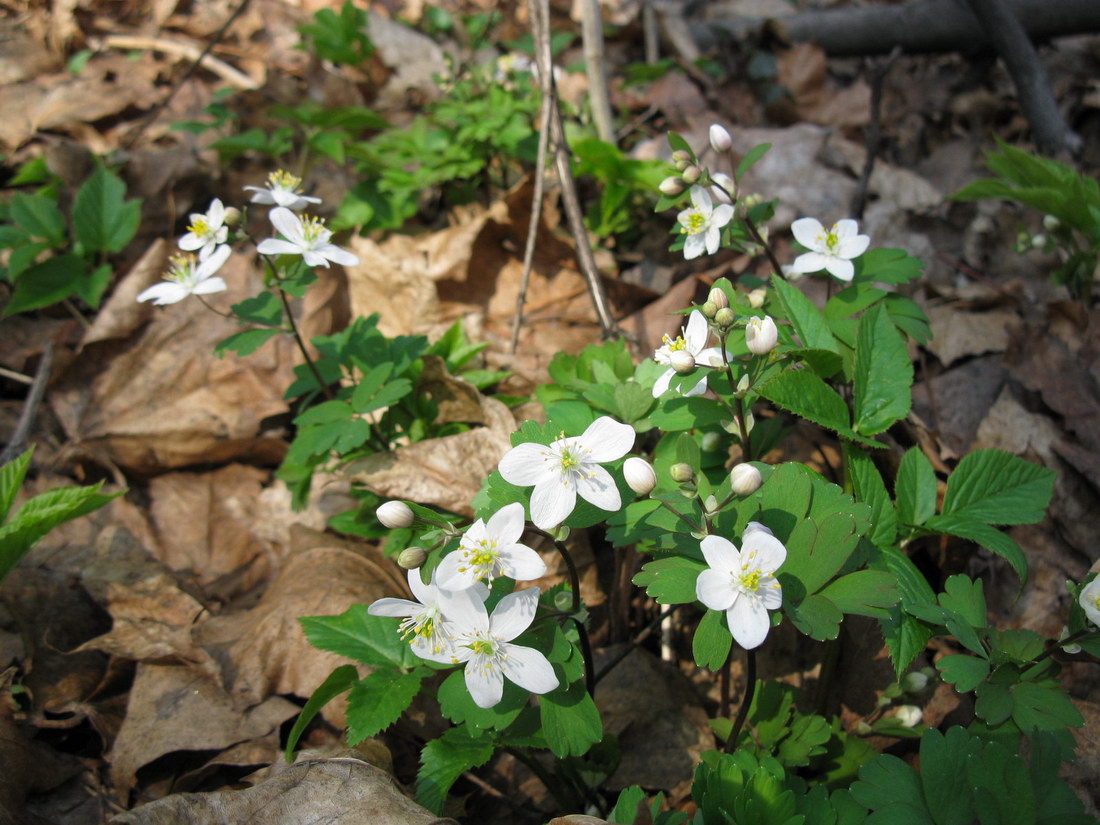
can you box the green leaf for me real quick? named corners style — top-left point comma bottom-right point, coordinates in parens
top-left (895, 447), bottom-right (936, 528)
top-left (299, 605), bottom-right (419, 669)
top-left (540, 680), bottom-right (603, 757)
top-left (73, 262), bottom-right (113, 309)
top-left (786, 593), bottom-right (843, 640)
top-left (72, 167), bottom-right (142, 253)
top-left (632, 557), bottom-right (706, 605)
top-left (880, 606), bottom-right (934, 677)
top-left (940, 450), bottom-right (1055, 526)
top-left (693, 608), bottom-right (733, 670)
top-left (736, 142), bottom-right (771, 180)
top-left (284, 664), bottom-right (358, 760)
top-left (609, 786), bottom-right (647, 824)
top-left (853, 303), bottom-right (912, 435)
top-left (924, 516), bottom-right (1028, 586)
top-left (437, 669), bottom-right (526, 732)
top-left (818, 570), bottom-right (898, 618)
top-left (938, 573), bottom-right (988, 629)
top-left (771, 273), bottom-right (839, 357)
top-left (346, 668), bottom-right (425, 744)
top-left (920, 727), bottom-right (980, 825)
top-left (214, 328), bottom-right (282, 357)
top-left (854, 248), bottom-right (925, 286)
top-left (416, 727), bottom-right (495, 814)
top-left (843, 445), bottom-right (897, 548)
top-left (757, 369), bottom-right (882, 448)
top-left (10, 192), bottom-right (65, 244)
top-left (936, 654), bottom-right (989, 693)
top-left (0, 449), bottom-right (34, 524)
top-left (231, 291), bottom-right (284, 326)
top-left (1010, 680), bottom-right (1084, 731)
top-left (850, 753), bottom-right (930, 824)
top-left (3, 254), bottom-right (86, 317)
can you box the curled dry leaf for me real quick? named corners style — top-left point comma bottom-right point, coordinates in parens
top-left (107, 752), bottom-right (454, 825)
top-left (82, 240), bottom-right (170, 348)
top-left (923, 303), bottom-right (1016, 367)
top-left (346, 395), bottom-right (515, 517)
top-left (51, 254), bottom-right (294, 474)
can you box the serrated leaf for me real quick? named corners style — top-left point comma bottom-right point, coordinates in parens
top-left (757, 369), bottom-right (882, 448)
top-left (2, 254), bottom-right (86, 317)
top-left (844, 445), bottom-right (897, 548)
top-left (346, 668), bottom-right (425, 744)
top-left (940, 450), bottom-right (1055, 526)
top-left (74, 262), bottom-right (113, 309)
top-left (771, 273), bottom-right (839, 356)
top-left (299, 605), bottom-right (419, 668)
top-left (853, 248), bottom-right (925, 286)
top-left (609, 786), bottom-right (647, 825)
top-left (924, 516), bottom-right (1027, 586)
top-left (693, 608), bottom-right (733, 670)
top-left (284, 664), bottom-right (358, 760)
top-left (72, 167), bottom-right (141, 253)
top-left (936, 654), bottom-right (990, 692)
top-left (540, 679), bottom-right (602, 757)
top-left (632, 557), bottom-right (706, 605)
top-left (881, 606), bottom-right (934, 676)
top-left (416, 727), bottom-right (495, 814)
top-left (853, 303), bottom-right (912, 435)
top-left (231, 291), bottom-right (284, 326)
top-left (437, 669), bottom-right (526, 732)
top-left (895, 447), bottom-right (937, 528)
top-left (10, 193), bottom-right (65, 244)
top-left (214, 328), bottom-right (282, 357)
top-left (0, 449), bottom-right (33, 524)
top-left (818, 570), bottom-right (898, 618)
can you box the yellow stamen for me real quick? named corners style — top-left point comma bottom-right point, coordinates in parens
top-left (188, 217), bottom-right (210, 237)
top-left (269, 169), bottom-right (303, 191)
top-left (681, 210), bottom-right (707, 235)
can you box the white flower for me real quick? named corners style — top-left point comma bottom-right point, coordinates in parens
top-left (436, 502), bottom-right (546, 591)
top-left (498, 416), bottom-right (635, 530)
top-left (708, 172), bottom-right (737, 205)
top-left (244, 169), bottom-right (322, 211)
top-left (695, 529), bottom-right (787, 649)
top-left (137, 245), bottom-right (230, 305)
top-left (789, 218), bottom-right (870, 282)
top-left (745, 315), bottom-right (778, 355)
top-left (368, 569), bottom-right (486, 663)
top-left (623, 457), bottom-right (657, 496)
top-left (178, 198), bottom-right (229, 260)
top-left (677, 186), bottom-right (734, 260)
top-left (444, 585), bottom-right (559, 708)
top-left (894, 705), bottom-right (923, 728)
top-left (377, 501), bottom-right (414, 529)
top-left (709, 124), bottom-right (733, 153)
top-left (256, 207), bottom-right (360, 268)
top-left (652, 310), bottom-right (728, 398)
top-left (1079, 578), bottom-right (1100, 627)
top-left (744, 521), bottom-right (773, 538)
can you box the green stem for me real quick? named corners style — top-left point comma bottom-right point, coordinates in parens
top-left (734, 395), bottom-right (753, 462)
top-left (570, 616), bottom-right (596, 699)
top-left (743, 215), bottom-right (784, 280)
top-left (278, 287), bottom-right (333, 401)
top-left (724, 649), bottom-right (757, 754)
top-left (658, 499), bottom-right (703, 534)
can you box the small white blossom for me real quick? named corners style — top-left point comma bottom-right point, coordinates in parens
top-left (623, 457), bottom-right (657, 496)
top-left (677, 186), bottom-right (734, 260)
top-left (1079, 577), bottom-right (1100, 628)
top-left (256, 207), bottom-right (360, 268)
top-left (137, 245), bottom-right (230, 305)
top-left (709, 124), bottom-right (733, 153)
top-left (894, 705), bottom-right (923, 728)
top-left (789, 218), bottom-right (870, 282)
top-left (368, 569), bottom-right (486, 663)
top-left (708, 172), bottom-right (737, 205)
top-left (652, 310), bottom-right (729, 397)
top-left (498, 416), bottom-right (635, 530)
top-left (444, 585), bottom-right (559, 708)
top-left (745, 315), bottom-right (778, 355)
top-left (695, 529), bottom-right (786, 649)
top-left (178, 198), bottom-right (229, 260)
top-left (244, 170), bottom-right (322, 211)
top-left (729, 463), bottom-right (762, 496)
top-left (436, 502), bottom-right (546, 591)
top-left (377, 501), bottom-right (414, 529)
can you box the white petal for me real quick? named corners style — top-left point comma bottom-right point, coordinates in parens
top-left (272, 189), bottom-right (302, 208)
top-left (728, 597), bottom-right (771, 649)
top-left (700, 535), bottom-right (739, 574)
top-left (406, 568), bottom-right (434, 604)
top-left (574, 465), bottom-right (621, 512)
top-left (500, 644), bottom-right (558, 695)
top-left (740, 531), bottom-right (787, 571)
top-left (269, 207), bottom-right (305, 244)
top-left (196, 244), bottom-right (231, 276)
top-left (367, 597), bottom-right (419, 618)
top-left (302, 250), bottom-right (331, 268)
top-left (464, 656), bottom-right (505, 708)
top-left (833, 219), bottom-right (860, 239)
top-left (837, 234), bottom-right (870, 259)
top-left (683, 310), bottom-right (710, 352)
top-left (486, 502), bottom-right (526, 545)
top-left (178, 233), bottom-right (203, 251)
top-left (824, 257), bottom-right (855, 281)
top-left (244, 187), bottom-right (275, 204)
top-left (683, 233), bottom-right (705, 260)
top-left (791, 217), bottom-right (825, 249)
top-left (500, 545), bottom-right (547, 582)
top-left (704, 226), bottom-right (721, 255)
top-left (579, 416), bottom-right (635, 462)
top-left (190, 277), bottom-right (227, 296)
top-left (137, 282), bottom-right (187, 305)
top-left (710, 203), bottom-right (735, 228)
top-left (683, 376), bottom-right (710, 397)
top-left (499, 442), bottom-right (555, 486)
top-left (257, 239), bottom-right (302, 257)
top-left (317, 244), bottom-right (359, 266)
top-left (760, 579), bottom-right (783, 610)
top-left (434, 553), bottom-right (475, 592)
top-left (651, 368), bottom-right (674, 398)
top-left (696, 569), bottom-right (736, 611)
top-left (694, 346), bottom-right (728, 369)
top-left (790, 251), bottom-right (829, 274)
top-left (690, 185), bottom-right (712, 211)
top-left (489, 587), bottom-right (540, 641)
top-left (437, 586), bottom-right (490, 633)
top-left (409, 633), bottom-right (456, 664)
top-left (208, 199), bottom-right (225, 224)
top-left (529, 478), bottom-right (577, 530)
top-left (743, 521), bottom-right (773, 538)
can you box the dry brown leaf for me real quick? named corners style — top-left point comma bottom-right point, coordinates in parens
top-left (367, 12), bottom-right (447, 111)
top-left (172, 732), bottom-right (281, 793)
top-left (775, 44), bottom-right (870, 128)
top-left (82, 241), bottom-right (170, 348)
top-left (192, 530), bottom-right (403, 714)
top-left (922, 303), bottom-right (1017, 367)
top-left (107, 662), bottom-right (298, 794)
top-left (0, 707), bottom-right (82, 824)
top-left (346, 395), bottom-right (515, 517)
top-left (51, 254), bottom-right (294, 474)
top-left (0, 22), bottom-right (56, 85)
top-left (345, 233), bottom-right (447, 338)
top-left (418, 355), bottom-right (487, 426)
top-left (74, 526), bottom-right (219, 679)
top-left (822, 133), bottom-right (943, 213)
top-left (108, 753), bottom-right (454, 825)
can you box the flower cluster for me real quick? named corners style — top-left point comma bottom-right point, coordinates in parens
top-left (138, 170), bottom-right (358, 306)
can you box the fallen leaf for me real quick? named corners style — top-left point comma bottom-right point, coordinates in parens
top-left (0, 706), bottom-right (82, 824)
top-left (922, 303), bottom-right (1017, 367)
top-left (82, 241), bottom-right (170, 348)
top-left (775, 43), bottom-right (871, 128)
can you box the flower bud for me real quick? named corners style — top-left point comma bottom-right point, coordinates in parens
top-left (700, 300), bottom-right (718, 319)
top-left (377, 501), bottom-right (414, 529)
top-left (1031, 233), bottom-right (1047, 249)
top-left (714, 307), bottom-right (735, 329)
top-left (397, 546), bottom-right (427, 569)
top-left (734, 373), bottom-right (751, 398)
top-left (901, 671), bottom-right (929, 693)
top-left (708, 287), bottom-right (729, 311)
top-left (747, 287), bottom-right (767, 309)
top-left (222, 206), bottom-right (242, 226)
top-left (745, 315), bottom-right (778, 355)
top-left (743, 521), bottom-right (773, 538)
top-left (670, 350), bottom-right (696, 374)
top-left (659, 176), bottom-right (686, 197)
top-left (894, 705), bottom-right (923, 728)
top-left (669, 463), bottom-right (694, 484)
top-left (709, 173), bottom-right (737, 205)
top-left (701, 431), bottom-right (722, 452)
top-left (671, 150), bottom-right (692, 170)
top-left (623, 457), bottom-right (657, 496)
top-left (730, 463), bottom-right (762, 496)
top-left (856, 720), bottom-right (873, 735)
top-left (554, 590), bottom-right (574, 611)
top-left (1059, 625), bottom-right (1082, 655)
top-left (1043, 214), bottom-right (1061, 231)
top-left (681, 165), bottom-right (701, 184)
top-left (709, 124), bottom-right (733, 153)
top-left (704, 495), bottom-right (720, 515)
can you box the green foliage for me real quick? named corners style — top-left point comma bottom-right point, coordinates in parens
top-left (572, 138), bottom-right (670, 238)
top-left (0, 448), bottom-right (122, 582)
top-left (297, 0), bottom-right (375, 66)
top-left (1, 165), bottom-right (140, 315)
top-left (417, 727), bottom-right (496, 814)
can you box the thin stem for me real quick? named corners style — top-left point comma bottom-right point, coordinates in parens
top-left (735, 395), bottom-right (753, 462)
top-left (1027, 628), bottom-right (1100, 670)
top-left (196, 294), bottom-right (234, 319)
top-left (551, 537), bottom-right (582, 615)
top-left (570, 616), bottom-right (596, 698)
top-left (278, 287), bottom-right (333, 401)
top-left (743, 215), bottom-right (784, 280)
top-left (724, 649), bottom-right (757, 754)
top-left (658, 499), bottom-right (703, 534)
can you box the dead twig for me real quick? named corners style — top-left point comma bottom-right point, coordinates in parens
top-left (0, 342), bottom-right (53, 466)
top-left (91, 34), bottom-right (258, 91)
top-left (850, 46), bottom-right (901, 221)
top-left (580, 0), bottom-right (615, 144)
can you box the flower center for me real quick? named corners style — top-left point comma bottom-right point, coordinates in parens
top-left (1092, 595), bottom-right (1100, 611)
top-left (662, 333), bottom-right (688, 352)
top-left (468, 638), bottom-right (497, 657)
top-left (399, 611), bottom-right (437, 640)
top-left (468, 539), bottom-right (499, 567)
top-left (300, 215), bottom-right (327, 244)
top-left (269, 169), bottom-right (303, 192)
top-left (818, 226), bottom-right (841, 253)
top-left (681, 210), bottom-right (707, 235)
top-left (165, 253), bottom-right (196, 284)
top-left (559, 448), bottom-right (580, 472)
top-left (739, 569), bottom-right (763, 592)
top-left (188, 216), bottom-right (210, 237)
